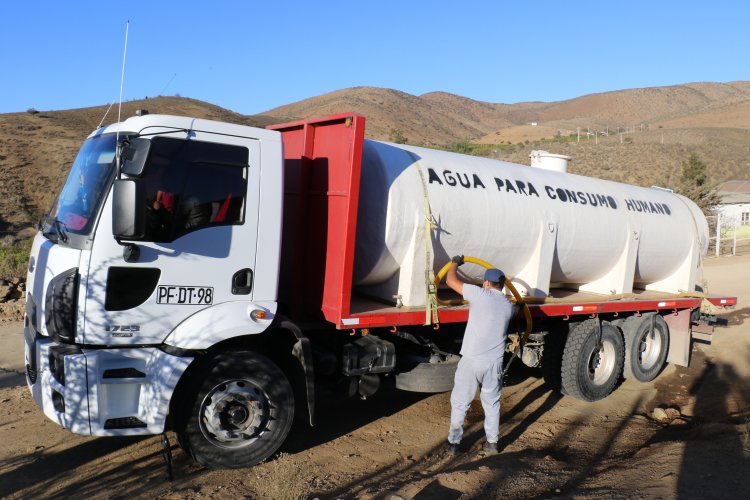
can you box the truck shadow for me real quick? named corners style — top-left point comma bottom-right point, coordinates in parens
top-left (281, 377), bottom-right (432, 453)
top-left (318, 392), bottom-right (644, 498)
top-left (0, 436), bottom-right (156, 498)
top-left (0, 366), bottom-right (543, 497)
top-left (316, 351), bottom-right (750, 498)
top-left (676, 361), bottom-right (750, 497)
top-left (724, 306), bottom-right (750, 327)
top-left (281, 365), bottom-right (543, 454)
top-left (0, 371), bottom-right (25, 389)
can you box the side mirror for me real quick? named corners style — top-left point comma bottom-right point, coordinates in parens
top-left (112, 179), bottom-right (145, 239)
top-left (120, 137), bottom-right (151, 177)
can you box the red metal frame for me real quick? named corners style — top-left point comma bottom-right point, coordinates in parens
top-left (336, 296), bottom-right (738, 329)
top-left (269, 114), bottom-right (365, 325)
top-left (269, 114), bottom-right (737, 330)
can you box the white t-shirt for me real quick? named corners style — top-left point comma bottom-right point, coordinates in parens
top-left (460, 284), bottom-right (513, 359)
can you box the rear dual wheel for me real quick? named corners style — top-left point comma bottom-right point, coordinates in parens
top-left (621, 314), bottom-right (669, 382)
top-left (561, 319), bottom-right (624, 402)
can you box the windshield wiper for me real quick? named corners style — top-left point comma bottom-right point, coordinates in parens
top-left (54, 218), bottom-right (69, 243)
top-left (39, 214), bottom-right (69, 243)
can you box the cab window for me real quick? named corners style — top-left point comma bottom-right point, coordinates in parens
top-left (142, 137), bottom-right (248, 242)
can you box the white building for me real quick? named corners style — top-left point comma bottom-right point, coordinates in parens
top-left (717, 180), bottom-right (750, 225)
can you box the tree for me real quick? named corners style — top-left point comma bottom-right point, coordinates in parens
top-left (677, 154), bottom-right (721, 215)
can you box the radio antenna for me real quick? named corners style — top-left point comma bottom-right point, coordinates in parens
top-left (116, 20), bottom-right (130, 143)
top-left (96, 101), bottom-right (115, 129)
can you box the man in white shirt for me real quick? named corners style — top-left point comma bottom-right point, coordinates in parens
top-left (445, 255), bottom-right (513, 455)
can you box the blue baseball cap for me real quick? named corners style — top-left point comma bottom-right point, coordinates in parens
top-left (484, 268), bottom-right (505, 284)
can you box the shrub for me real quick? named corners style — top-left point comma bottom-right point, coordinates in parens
top-left (0, 244), bottom-right (30, 279)
top-left (443, 139), bottom-right (474, 154)
top-left (389, 128), bottom-right (408, 144)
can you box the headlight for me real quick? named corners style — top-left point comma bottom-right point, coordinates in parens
top-left (45, 268), bottom-right (79, 344)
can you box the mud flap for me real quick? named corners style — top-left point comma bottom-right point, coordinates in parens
top-left (282, 320), bottom-right (316, 427)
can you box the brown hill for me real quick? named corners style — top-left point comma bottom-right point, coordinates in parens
top-left (509, 82), bottom-right (750, 127)
top-left (2, 83), bottom-right (750, 243)
top-left (262, 81), bottom-right (750, 143)
top-left (262, 81), bottom-right (750, 192)
top-left (261, 87), bottom-right (507, 145)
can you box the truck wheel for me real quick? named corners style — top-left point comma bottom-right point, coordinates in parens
top-left (177, 351), bottom-right (294, 469)
top-left (561, 320), bottom-right (623, 402)
top-left (395, 354), bottom-right (460, 393)
top-left (541, 328), bottom-right (566, 392)
top-left (621, 314), bottom-right (669, 382)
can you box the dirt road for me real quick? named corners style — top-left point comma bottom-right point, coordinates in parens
top-left (1, 255), bottom-right (748, 499)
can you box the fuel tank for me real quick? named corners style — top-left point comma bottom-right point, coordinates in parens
top-left (352, 141), bottom-right (707, 307)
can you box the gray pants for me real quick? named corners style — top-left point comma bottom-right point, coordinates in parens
top-left (448, 355), bottom-right (503, 445)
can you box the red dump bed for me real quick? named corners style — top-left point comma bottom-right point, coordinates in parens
top-left (268, 114), bottom-right (736, 330)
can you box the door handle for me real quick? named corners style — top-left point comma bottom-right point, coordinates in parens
top-left (232, 268), bottom-right (253, 295)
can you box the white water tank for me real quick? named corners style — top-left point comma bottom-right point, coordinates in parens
top-left (352, 141), bottom-right (708, 307)
top-left (529, 150), bottom-right (571, 173)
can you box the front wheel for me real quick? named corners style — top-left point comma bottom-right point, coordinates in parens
top-left (177, 351), bottom-right (294, 469)
top-left (561, 320), bottom-right (624, 402)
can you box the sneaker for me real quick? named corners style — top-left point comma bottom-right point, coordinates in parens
top-left (444, 441), bottom-right (460, 456)
top-left (482, 441), bottom-right (498, 455)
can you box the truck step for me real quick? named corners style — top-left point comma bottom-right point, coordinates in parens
top-left (103, 367), bottom-right (146, 379)
top-left (104, 417), bottom-right (147, 429)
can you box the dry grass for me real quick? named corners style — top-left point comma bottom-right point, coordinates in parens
top-left (254, 453), bottom-right (312, 500)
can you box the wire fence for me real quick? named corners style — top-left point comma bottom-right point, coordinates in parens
top-left (707, 214), bottom-right (750, 257)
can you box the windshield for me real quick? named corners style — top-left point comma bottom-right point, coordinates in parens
top-left (50, 133), bottom-right (119, 237)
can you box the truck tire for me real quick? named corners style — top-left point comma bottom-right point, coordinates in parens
top-left (395, 354), bottom-right (460, 393)
top-left (561, 320), bottom-right (623, 402)
top-left (177, 351), bottom-right (294, 469)
top-left (621, 314), bottom-right (669, 382)
top-left (541, 328), bottom-right (566, 392)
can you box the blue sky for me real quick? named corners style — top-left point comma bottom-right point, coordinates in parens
top-left (2, 1), bottom-right (748, 115)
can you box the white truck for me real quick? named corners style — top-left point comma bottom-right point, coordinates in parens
top-left (24, 112), bottom-right (735, 468)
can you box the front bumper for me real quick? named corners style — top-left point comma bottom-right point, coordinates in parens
top-left (24, 317), bottom-right (192, 436)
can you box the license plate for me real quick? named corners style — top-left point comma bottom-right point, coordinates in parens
top-left (156, 286), bottom-right (214, 305)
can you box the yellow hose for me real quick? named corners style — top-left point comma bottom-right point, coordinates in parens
top-left (434, 256), bottom-right (533, 346)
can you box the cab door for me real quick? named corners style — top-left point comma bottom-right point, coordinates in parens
top-left (82, 131), bottom-right (261, 345)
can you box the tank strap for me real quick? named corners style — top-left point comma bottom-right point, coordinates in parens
top-left (408, 151), bottom-right (440, 326)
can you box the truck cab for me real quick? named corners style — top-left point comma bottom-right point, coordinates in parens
top-left (25, 114), bottom-right (286, 450)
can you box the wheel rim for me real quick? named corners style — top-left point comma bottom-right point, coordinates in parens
top-left (199, 379), bottom-right (272, 449)
top-left (638, 325), bottom-right (663, 369)
top-left (588, 340), bottom-right (616, 385)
